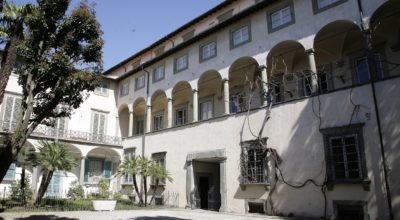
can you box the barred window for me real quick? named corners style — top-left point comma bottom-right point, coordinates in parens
top-left (152, 152), bottom-right (166, 185)
top-left (241, 140), bottom-right (268, 184)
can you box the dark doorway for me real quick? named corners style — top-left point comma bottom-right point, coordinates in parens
top-left (199, 176), bottom-right (209, 209)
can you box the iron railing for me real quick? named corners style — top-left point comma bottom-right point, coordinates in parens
top-left (0, 120), bottom-right (122, 146)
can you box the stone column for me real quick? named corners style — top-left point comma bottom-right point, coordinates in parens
top-left (31, 166), bottom-right (39, 197)
top-left (128, 111), bottom-right (134, 136)
top-left (79, 156), bottom-right (86, 185)
top-left (219, 159), bottom-right (227, 212)
top-left (146, 105), bottom-right (152, 133)
top-left (192, 89), bottom-right (198, 122)
top-left (167, 98), bottom-right (173, 128)
top-left (260, 66), bottom-right (269, 106)
top-left (223, 79), bottom-right (230, 115)
top-left (306, 48), bottom-right (318, 94)
top-left (186, 160), bottom-right (195, 209)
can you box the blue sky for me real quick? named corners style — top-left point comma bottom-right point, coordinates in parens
top-left (14, 0), bottom-right (224, 70)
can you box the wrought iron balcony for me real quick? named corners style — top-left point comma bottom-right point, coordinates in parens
top-left (0, 120), bottom-right (122, 146)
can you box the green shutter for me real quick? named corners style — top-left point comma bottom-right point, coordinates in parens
top-left (103, 160), bottom-right (112, 179)
top-left (84, 158), bottom-right (90, 182)
top-left (4, 163), bottom-right (16, 180)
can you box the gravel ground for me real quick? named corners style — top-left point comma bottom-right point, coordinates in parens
top-left (0, 209), bottom-right (314, 220)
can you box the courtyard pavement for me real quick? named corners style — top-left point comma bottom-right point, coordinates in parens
top-left (0, 209), bottom-right (315, 220)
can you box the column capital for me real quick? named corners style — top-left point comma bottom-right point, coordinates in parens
top-left (305, 48), bottom-right (315, 55)
top-left (222, 78), bottom-right (229, 83)
top-left (186, 160), bottom-right (193, 166)
top-left (146, 104), bottom-right (152, 108)
top-left (167, 97), bottom-right (173, 102)
top-left (81, 156), bottom-right (87, 160)
top-left (192, 89), bottom-right (198, 93)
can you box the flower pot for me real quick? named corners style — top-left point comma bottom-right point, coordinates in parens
top-left (92, 200), bottom-right (116, 211)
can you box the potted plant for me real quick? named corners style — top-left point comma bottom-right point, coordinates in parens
top-left (92, 179), bottom-right (116, 211)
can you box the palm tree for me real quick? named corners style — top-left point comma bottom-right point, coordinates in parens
top-left (117, 155), bottom-right (144, 205)
top-left (138, 156), bottom-right (152, 206)
top-left (31, 140), bottom-right (76, 206)
top-left (148, 163), bottom-right (173, 205)
top-left (0, 2), bottom-right (33, 105)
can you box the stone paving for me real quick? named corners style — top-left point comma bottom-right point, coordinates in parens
top-left (0, 209), bottom-right (315, 220)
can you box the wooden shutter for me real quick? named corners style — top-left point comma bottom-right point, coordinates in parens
top-left (84, 158), bottom-right (90, 182)
top-left (103, 160), bottom-right (112, 179)
top-left (3, 96), bottom-right (14, 130)
top-left (92, 112), bottom-right (99, 134)
top-left (99, 114), bottom-right (105, 135)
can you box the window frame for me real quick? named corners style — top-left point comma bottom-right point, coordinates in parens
top-left (94, 80), bottom-right (109, 97)
top-left (134, 116), bottom-right (144, 135)
top-left (267, 2), bottom-right (295, 33)
top-left (153, 111), bottom-right (164, 131)
top-left (151, 152), bottom-right (167, 185)
top-left (199, 40), bottom-right (217, 63)
top-left (312, 0), bottom-right (347, 14)
top-left (240, 139), bottom-right (268, 185)
top-left (0, 94), bottom-right (22, 132)
top-left (120, 82), bottom-right (129, 97)
top-left (174, 54), bottom-right (189, 74)
top-left (152, 64), bottom-right (165, 83)
top-left (174, 105), bottom-right (188, 126)
top-left (135, 75), bottom-right (146, 91)
top-left (230, 22), bottom-right (252, 49)
top-left (199, 96), bottom-right (214, 121)
top-left (320, 124), bottom-right (370, 190)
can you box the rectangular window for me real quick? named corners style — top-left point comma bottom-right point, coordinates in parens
top-left (135, 117), bottom-right (144, 135)
top-left (200, 100), bottom-right (213, 120)
top-left (88, 158), bottom-right (103, 183)
top-left (321, 124), bottom-right (368, 186)
top-left (299, 70), bottom-right (332, 97)
top-left (152, 152), bottom-right (167, 185)
top-left (135, 75), bottom-right (145, 90)
top-left (231, 24), bottom-right (251, 49)
top-left (230, 93), bottom-right (246, 113)
top-left (153, 113), bottom-right (164, 131)
top-left (1, 95), bottom-right (21, 131)
top-left (313, 0), bottom-right (347, 13)
top-left (175, 106), bottom-right (187, 126)
top-left (46, 171), bottom-right (61, 196)
top-left (200, 41), bottom-right (217, 62)
top-left (272, 74), bottom-right (284, 103)
top-left (91, 110), bottom-right (108, 142)
top-left (4, 163), bottom-right (16, 180)
top-left (123, 149), bottom-right (135, 184)
top-left (270, 6), bottom-right (293, 30)
top-left (174, 54), bottom-right (188, 73)
top-left (120, 82), bottom-right (129, 97)
top-left (354, 54), bottom-right (384, 84)
top-left (153, 65), bottom-right (165, 82)
top-left (241, 140), bottom-right (268, 184)
top-left (94, 80), bottom-right (109, 96)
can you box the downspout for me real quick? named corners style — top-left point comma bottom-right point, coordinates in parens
top-left (141, 65), bottom-right (151, 157)
top-left (356, 1), bottom-right (393, 219)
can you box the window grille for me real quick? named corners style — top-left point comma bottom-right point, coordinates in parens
top-left (241, 140), bottom-right (268, 184)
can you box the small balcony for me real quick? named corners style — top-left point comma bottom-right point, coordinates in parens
top-left (0, 120), bottom-right (122, 146)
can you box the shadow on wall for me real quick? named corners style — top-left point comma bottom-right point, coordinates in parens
top-left (15, 215), bottom-right (78, 220)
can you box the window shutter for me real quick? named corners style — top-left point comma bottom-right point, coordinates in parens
top-left (58, 117), bottom-right (66, 130)
top-left (92, 113), bottom-right (99, 134)
top-left (103, 160), bottom-right (112, 179)
top-left (4, 163), bottom-right (16, 180)
top-left (99, 114), bottom-right (105, 135)
top-left (84, 158), bottom-right (90, 182)
top-left (12, 97), bottom-right (22, 124)
top-left (3, 96), bottom-right (14, 130)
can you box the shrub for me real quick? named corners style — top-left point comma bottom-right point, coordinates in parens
top-left (9, 176), bottom-right (33, 202)
top-left (67, 180), bottom-right (85, 200)
top-left (113, 192), bottom-right (122, 201)
top-left (98, 179), bottom-right (110, 199)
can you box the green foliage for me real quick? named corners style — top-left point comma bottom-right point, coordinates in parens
top-left (113, 192), bottom-right (122, 201)
top-left (97, 178), bottom-right (110, 199)
top-left (9, 177), bottom-right (33, 202)
top-left (32, 140), bottom-right (77, 172)
top-left (67, 180), bottom-right (84, 200)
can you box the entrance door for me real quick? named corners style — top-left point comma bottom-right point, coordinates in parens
top-left (199, 176), bottom-right (209, 209)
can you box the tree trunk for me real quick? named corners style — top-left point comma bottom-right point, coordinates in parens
top-left (132, 175), bottom-right (143, 205)
top-left (20, 165), bottom-right (26, 205)
top-left (149, 179), bottom-right (159, 205)
top-left (0, 34), bottom-right (21, 105)
top-left (34, 169), bottom-right (53, 206)
top-left (143, 175), bottom-right (147, 207)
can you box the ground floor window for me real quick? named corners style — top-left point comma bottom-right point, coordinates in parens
top-left (240, 139), bottom-right (268, 184)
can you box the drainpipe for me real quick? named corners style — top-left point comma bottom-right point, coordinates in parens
top-left (356, 1), bottom-right (393, 219)
top-left (141, 65), bottom-right (151, 157)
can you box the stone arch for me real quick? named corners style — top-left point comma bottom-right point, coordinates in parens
top-left (172, 81), bottom-right (192, 126)
top-left (132, 97), bottom-right (146, 135)
top-left (118, 104), bottom-right (130, 138)
top-left (197, 70), bottom-right (223, 118)
top-left (151, 90), bottom-right (168, 131)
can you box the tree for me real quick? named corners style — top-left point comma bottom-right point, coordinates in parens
top-left (0, 0), bottom-right (103, 183)
top-left (138, 156), bottom-right (152, 206)
top-left (0, 2), bottom-right (33, 105)
top-left (148, 163), bottom-right (173, 205)
top-left (117, 156), bottom-right (144, 205)
top-left (16, 145), bottom-right (35, 205)
top-left (30, 140), bottom-right (76, 205)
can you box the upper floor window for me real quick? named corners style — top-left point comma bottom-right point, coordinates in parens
top-left (135, 117), bottom-right (144, 135)
top-left (120, 82), bottom-right (129, 97)
top-left (1, 95), bottom-right (22, 131)
top-left (91, 110), bottom-right (108, 141)
top-left (153, 112), bottom-right (164, 131)
top-left (230, 92), bottom-right (246, 113)
top-left (200, 41), bottom-right (217, 62)
top-left (135, 75), bottom-right (145, 90)
top-left (174, 54), bottom-right (188, 73)
top-left (199, 99), bottom-right (213, 120)
top-left (231, 24), bottom-right (251, 49)
top-left (175, 106), bottom-right (187, 126)
top-left (321, 124), bottom-right (368, 188)
top-left (312, 0), bottom-right (347, 13)
top-left (268, 4), bottom-right (294, 32)
top-left (153, 65), bottom-right (165, 83)
top-left (94, 80), bottom-right (109, 96)
top-left (354, 54), bottom-right (384, 85)
top-left (241, 139), bottom-right (268, 184)
top-left (271, 74), bottom-right (284, 103)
